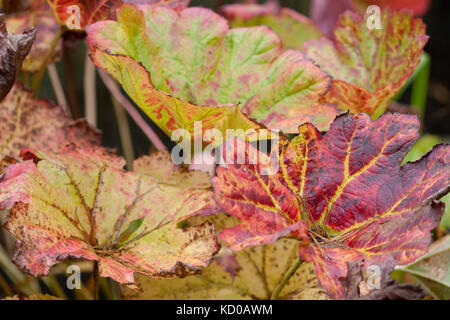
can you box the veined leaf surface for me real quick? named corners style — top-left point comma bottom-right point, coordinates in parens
top-left (213, 112), bottom-right (450, 299)
top-left (0, 147), bottom-right (220, 287)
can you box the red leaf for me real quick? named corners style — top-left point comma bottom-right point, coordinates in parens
top-left (47, 0), bottom-right (190, 30)
top-left (304, 9), bottom-right (428, 117)
top-left (86, 3), bottom-right (339, 133)
top-left (213, 113), bottom-right (450, 299)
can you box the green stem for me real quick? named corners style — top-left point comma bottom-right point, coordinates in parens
top-left (410, 52), bottom-right (430, 122)
top-left (0, 271), bottom-right (14, 296)
top-left (32, 27), bottom-right (64, 95)
top-left (270, 257), bottom-right (302, 300)
top-left (41, 275), bottom-right (67, 299)
top-left (99, 278), bottom-right (116, 300)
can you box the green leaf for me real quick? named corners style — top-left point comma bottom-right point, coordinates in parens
top-left (395, 235), bottom-right (450, 299)
top-left (221, 1), bottom-right (323, 50)
top-left (86, 4), bottom-right (338, 134)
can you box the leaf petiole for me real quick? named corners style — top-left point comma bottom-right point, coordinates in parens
top-left (31, 27), bottom-right (64, 95)
top-left (270, 257), bottom-right (302, 300)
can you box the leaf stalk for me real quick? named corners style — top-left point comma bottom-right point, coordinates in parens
top-left (270, 257), bottom-right (302, 300)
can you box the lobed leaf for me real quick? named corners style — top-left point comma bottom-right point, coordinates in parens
top-left (89, 49), bottom-right (265, 144)
top-left (221, 1), bottom-right (323, 50)
top-left (303, 9), bottom-right (428, 117)
top-left (0, 15), bottom-right (36, 101)
top-left (0, 147), bottom-right (220, 287)
top-left (0, 83), bottom-right (101, 161)
top-left (86, 4), bottom-right (339, 134)
top-left (213, 112), bottom-right (450, 299)
top-left (310, 0), bottom-right (431, 38)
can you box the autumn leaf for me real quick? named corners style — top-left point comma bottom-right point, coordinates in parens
top-left (394, 235), bottom-right (450, 299)
top-left (134, 150), bottom-right (213, 189)
top-left (46, 0), bottom-right (121, 30)
top-left (213, 112), bottom-right (450, 299)
top-left (221, 1), bottom-right (323, 50)
top-left (0, 146), bottom-right (220, 287)
top-left (402, 134), bottom-right (450, 232)
top-left (310, 0), bottom-right (431, 38)
top-left (123, 213), bottom-right (329, 300)
top-left (86, 3), bottom-right (339, 134)
top-left (5, 0), bottom-right (61, 73)
top-left (89, 49), bottom-right (265, 144)
top-left (0, 15), bottom-right (36, 101)
top-left (123, 0), bottom-right (189, 11)
top-left (46, 0), bottom-right (190, 30)
top-left (303, 9), bottom-right (428, 117)
top-left (0, 83), bottom-right (101, 161)
top-left (353, 0), bottom-right (431, 16)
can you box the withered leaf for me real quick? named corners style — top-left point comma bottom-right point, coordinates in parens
top-left (0, 15), bottom-right (36, 101)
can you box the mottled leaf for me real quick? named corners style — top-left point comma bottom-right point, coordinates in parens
top-left (124, 213), bottom-right (328, 300)
top-left (5, 0), bottom-right (61, 73)
top-left (354, 0), bottom-right (431, 16)
top-left (0, 83), bottom-right (101, 160)
top-left (213, 112), bottom-right (450, 299)
top-left (123, 0), bottom-right (189, 11)
top-left (46, 0), bottom-right (121, 30)
top-left (134, 150), bottom-right (211, 189)
top-left (86, 4), bottom-right (339, 133)
top-left (0, 146), bottom-right (220, 287)
top-left (221, 1), bottom-right (323, 51)
top-left (46, 0), bottom-right (190, 30)
top-left (310, 0), bottom-right (431, 38)
top-left (90, 49), bottom-right (265, 144)
top-left (0, 15), bottom-right (36, 101)
top-left (303, 10), bottom-right (428, 117)
top-left (395, 235), bottom-right (450, 299)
